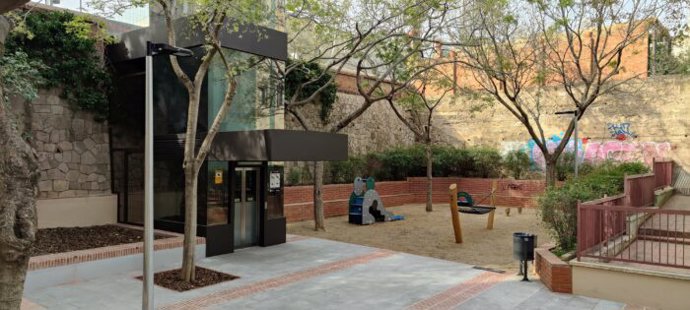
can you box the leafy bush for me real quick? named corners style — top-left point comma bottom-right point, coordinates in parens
top-left (324, 145), bottom-right (503, 183)
top-left (503, 150), bottom-right (531, 179)
top-left (0, 51), bottom-right (47, 102)
top-left (539, 182), bottom-right (598, 251)
top-left (578, 161), bottom-right (648, 195)
top-left (468, 147), bottom-right (502, 178)
top-left (6, 11), bottom-right (113, 120)
top-left (538, 161), bottom-right (649, 252)
top-left (284, 60), bottom-right (337, 123)
top-left (286, 167), bottom-right (302, 186)
top-left (327, 156), bottom-right (367, 184)
top-left (555, 152), bottom-right (576, 181)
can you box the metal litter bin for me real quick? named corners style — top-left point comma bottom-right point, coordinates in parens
top-left (513, 232), bottom-right (536, 281)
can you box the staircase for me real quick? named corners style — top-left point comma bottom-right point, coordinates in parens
top-left (673, 165), bottom-right (690, 196)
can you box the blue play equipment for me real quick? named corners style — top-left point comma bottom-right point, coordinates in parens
top-left (348, 177), bottom-right (404, 225)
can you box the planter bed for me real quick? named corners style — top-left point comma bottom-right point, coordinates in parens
top-left (26, 224), bottom-right (206, 292)
top-left (30, 224), bottom-right (171, 257)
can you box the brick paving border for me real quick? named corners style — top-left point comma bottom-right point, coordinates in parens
top-left (407, 272), bottom-right (509, 310)
top-left (159, 249), bottom-right (395, 310)
top-left (29, 236), bottom-right (205, 271)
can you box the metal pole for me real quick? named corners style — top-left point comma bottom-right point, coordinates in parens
top-left (143, 43), bottom-right (154, 310)
top-left (574, 111), bottom-right (578, 178)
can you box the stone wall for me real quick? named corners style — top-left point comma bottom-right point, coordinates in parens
top-left (292, 75), bottom-right (689, 172)
top-left (285, 92), bottom-right (416, 155)
top-left (433, 75), bottom-right (690, 170)
top-left (11, 88), bottom-right (111, 199)
top-left (284, 91), bottom-right (417, 178)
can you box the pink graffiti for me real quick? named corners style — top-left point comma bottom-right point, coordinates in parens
top-left (507, 140), bottom-right (671, 170)
top-left (583, 141), bottom-right (671, 166)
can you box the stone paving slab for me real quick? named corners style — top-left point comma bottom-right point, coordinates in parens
top-left (23, 235), bottom-right (625, 310)
top-left (457, 279), bottom-right (623, 310)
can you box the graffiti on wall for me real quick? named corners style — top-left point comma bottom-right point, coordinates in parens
top-left (501, 132), bottom-right (671, 170)
top-left (607, 123), bottom-right (636, 141)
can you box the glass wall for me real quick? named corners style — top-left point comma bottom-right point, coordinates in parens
top-left (207, 161), bottom-right (229, 226)
top-left (153, 47), bottom-right (207, 136)
top-left (207, 49), bottom-right (284, 132)
top-left (153, 158), bottom-right (185, 223)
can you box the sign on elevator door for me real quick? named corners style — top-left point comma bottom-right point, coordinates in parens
top-left (214, 169), bottom-right (223, 184)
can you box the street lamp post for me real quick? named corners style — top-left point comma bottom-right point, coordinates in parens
top-left (144, 41), bottom-right (193, 310)
top-left (555, 110), bottom-right (580, 178)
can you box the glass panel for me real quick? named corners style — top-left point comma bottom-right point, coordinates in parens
top-left (207, 50), bottom-right (285, 132)
top-left (153, 48), bottom-right (207, 135)
top-left (207, 161), bottom-right (229, 226)
top-left (233, 170), bottom-right (243, 247)
top-left (208, 51), bottom-right (257, 132)
top-left (153, 158), bottom-right (185, 223)
top-left (233, 167), bottom-right (260, 248)
top-left (126, 153), bottom-right (144, 224)
top-left (246, 170), bottom-right (257, 203)
top-left (233, 170), bottom-right (242, 203)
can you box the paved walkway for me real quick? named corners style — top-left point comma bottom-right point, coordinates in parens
top-left (24, 235), bottom-right (624, 309)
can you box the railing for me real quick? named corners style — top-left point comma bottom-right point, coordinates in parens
top-left (653, 160), bottom-right (673, 188)
top-left (578, 203), bottom-right (690, 269)
top-left (624, 173), bottom-right (656, 207)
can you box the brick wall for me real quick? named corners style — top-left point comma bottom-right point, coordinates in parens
top-left (284, 177), bottom-right (546, 222)
top-left (285, 181), bottom-right (413, 222)
top-left (535, 246), bottom-right (573, 293)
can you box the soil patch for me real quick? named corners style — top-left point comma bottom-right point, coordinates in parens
top-left (30, 224), bottom-right (171, 257)
top-left (137, 267), bottom-right (239, 292)
top-left (288, 203), bottom-right (553, 273)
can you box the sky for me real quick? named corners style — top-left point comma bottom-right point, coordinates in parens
top-left (33, 0), bottom-right (150, 26)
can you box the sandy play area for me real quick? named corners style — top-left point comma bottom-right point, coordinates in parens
top-left (287, 203), bottom-right (552, 273)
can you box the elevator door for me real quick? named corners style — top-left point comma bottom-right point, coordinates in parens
top-left (233, 167), bottom-right (260, 248)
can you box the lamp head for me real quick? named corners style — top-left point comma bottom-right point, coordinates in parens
top-left (147, 42), bottom-right (193, 57)
top-left (554, 110), bottom-right (577, 115)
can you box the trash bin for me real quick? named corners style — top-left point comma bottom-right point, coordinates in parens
top-left (512, 232), bottom-right (536, 261)
top-left (512, 232), bottom-right (536, 281)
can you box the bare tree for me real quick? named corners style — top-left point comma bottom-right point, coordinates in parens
top-left (457, 0), bottom-right (685, 186)
top-left (278, 0), bottom-right (462, 230)
top-left (387, 67), bottom-right (453, 212)
top-left (0, 1), bottom-right (38, 309)
top-left (152, 0), bottom-right (272, 282)
top-left (93, 0), bottom-right (273, 281)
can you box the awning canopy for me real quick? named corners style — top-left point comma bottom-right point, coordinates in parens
top-left (208, 130), bottom-right (348, 162)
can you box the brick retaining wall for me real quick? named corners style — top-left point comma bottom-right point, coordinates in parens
top-left (535, 246), bottom-right (573, 293)
top-left (284, 177), bottom-right (546, 223)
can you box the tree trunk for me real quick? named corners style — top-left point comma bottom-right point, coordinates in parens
top-left (313, 161), bottom-right (326, 231)
top-left (180, 164), bottom-right (199, 281)
top-left (425, 142), bottom-right (433, 212)
top-left (545, 160), bottom-right (557, 188)
top-left (0, 16), bottom-right (39, 310)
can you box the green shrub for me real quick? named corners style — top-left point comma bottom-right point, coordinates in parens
top-left (539, 182), bottom-right (598, 251)
top-left (555, 152), bottom-right (576, 181)
top-left (468, 147), bottom-right (502, 178)
top-left (328, 156), bottom-right (367, 184)
top-left (286, 167), bottom-right (302, 186)
top-left (503, 150), bottom-right (531, 179)
top-left (6, 11), bottom-right (113, 120)
top-left (538, 161), bottom-right (650, 252)
top-left (324, 145), bottom-right (504, 182)
top-left (432, 145), bottom-right (471, 177)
